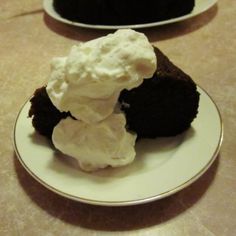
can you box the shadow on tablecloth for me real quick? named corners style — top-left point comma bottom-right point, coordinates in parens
top-left (14, 153), bottom-right (220, 231)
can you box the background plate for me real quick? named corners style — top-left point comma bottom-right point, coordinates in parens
top-left (43, 0), bottom-right (218, 29)
top-left (13, 86), bottom-right (223, 206)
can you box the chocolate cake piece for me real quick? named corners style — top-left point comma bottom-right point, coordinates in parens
top-left (28, 87), bottom-right (70, 139)
top-left (119, 47), bottom-right (200, 138)
top-left (53, 0), bottom-right (195, 25)
top-left (28, 47), bottom-right (199, 140)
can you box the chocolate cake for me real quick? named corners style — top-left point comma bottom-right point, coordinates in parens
top-left (119, 47), bottom-right (199, 138)
top-left (53, 0), bottom-right (195, 25)
top-left (28, 87), bottom-right (70, 139)
top-left (29, 47), bottom-right (199, 139)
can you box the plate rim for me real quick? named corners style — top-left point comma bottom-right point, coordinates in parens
top-left (43, 0), bottom-right (218, 30)
top-left (13, 85), bottom-right (223, 206)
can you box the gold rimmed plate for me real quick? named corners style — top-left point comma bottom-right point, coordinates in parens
top-left (13, 86), bottom-right (223, 206)
top-left (43, 0), bottom-right (218, 30)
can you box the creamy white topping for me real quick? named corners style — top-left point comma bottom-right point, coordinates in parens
top-left (46, 29), bottom-right (156, 123)
top-left (47, 29), bottom-right (157, 171)
top-left (52, 115), bottom-right (137, 172)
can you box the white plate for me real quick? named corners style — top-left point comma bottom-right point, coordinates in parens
top-left (43, 0), bottom-right (217, 29)
top-left (13, 86), bottom-right (223, 206)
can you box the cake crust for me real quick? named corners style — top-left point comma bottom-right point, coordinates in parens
top-left (119, 47), bottom-right (200, 138)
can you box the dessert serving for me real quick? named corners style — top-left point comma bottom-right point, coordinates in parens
top-left (29, 29), bottom-right (199, 172)
top-left (53, 0), bottom-right (195, 25)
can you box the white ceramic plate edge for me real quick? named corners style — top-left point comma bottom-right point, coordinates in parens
top-left (43, 0), bottom-right (218, 30)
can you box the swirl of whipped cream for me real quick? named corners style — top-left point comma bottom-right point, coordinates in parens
top-left (46, 29), bottom-right (157, 171)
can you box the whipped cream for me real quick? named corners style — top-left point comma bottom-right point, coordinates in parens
top-left (53, 114), bottom-right (136, 172)
top-left (47, 29), bottom-right (157, 171)
top-left (46, 29), bottom-right (156, 123)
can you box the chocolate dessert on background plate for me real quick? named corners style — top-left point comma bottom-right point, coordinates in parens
top-left (53, 0), bottom-right (195, 25)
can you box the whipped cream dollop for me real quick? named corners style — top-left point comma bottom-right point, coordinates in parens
top-left (46, 29), bottom-right (157, 171)
top-left (46, 29), bottom-right (156, 123)
top-left (53, 114), bottom-right (136, 172)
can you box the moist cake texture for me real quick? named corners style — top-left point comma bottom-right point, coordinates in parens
top-left (119, 47), bottom-right (199, 138)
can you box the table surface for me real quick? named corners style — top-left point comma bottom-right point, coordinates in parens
top-left (1, 0), bottom-right (236, 235)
